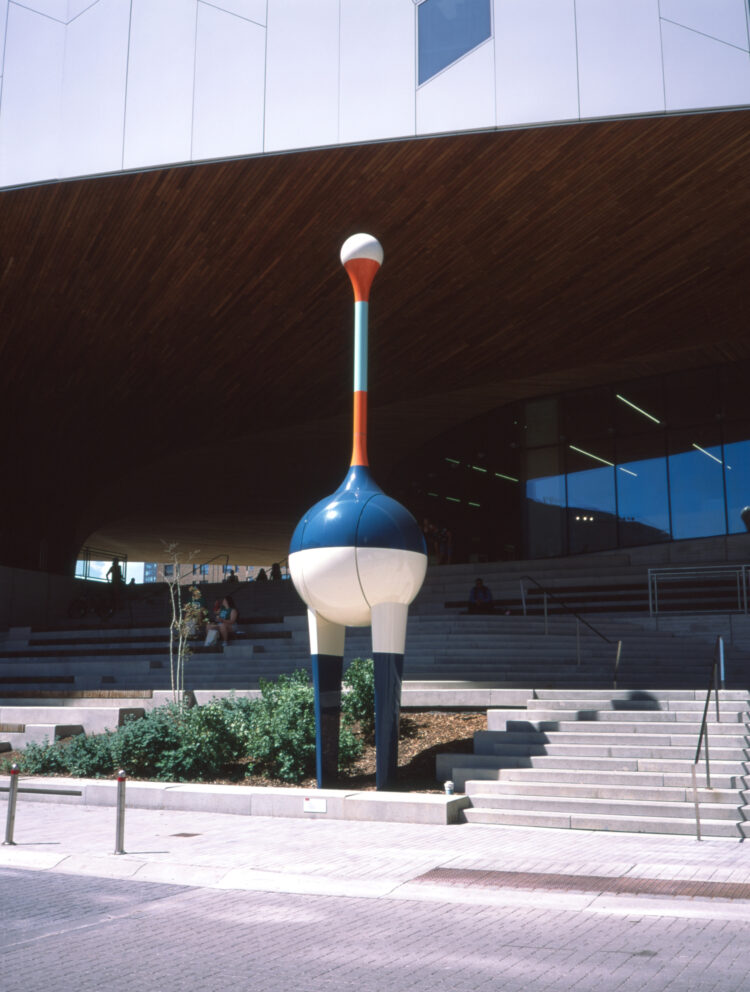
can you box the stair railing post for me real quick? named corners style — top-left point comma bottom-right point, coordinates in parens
top-left (576, 618), bottom-right (581, 667)
top-left (543, 593), bottom-right (548, 635)
top-left (703, 721), bottom-right (711, 790)
top-left (114, 770), bottom-right (126, 855)
top-left (613, 640), bottom-right (622, 690)
top-left (2, 764), bottom-right (19, 846)
top-left (718, 636), bottom-right (725, 694)
top-left (520, 579), bottom-right (527, 617)
top-left (691, 763), bottom-right (702, 842)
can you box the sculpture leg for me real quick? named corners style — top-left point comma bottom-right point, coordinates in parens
top-left (307, 609), bottom-right (345, 788)
top-left (371, 602), bottom-right (408, 791)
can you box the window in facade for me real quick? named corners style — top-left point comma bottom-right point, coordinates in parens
top-left (417, 0), bottom-right (492, 85)
top-left (164, 564), bottom-right (174, 577)
top-left (668, 426), bottom-right (726, 540)
top-left (392, 360), bottom-right (750, 562)
top-left (724, 420), bottom-right (750, 534)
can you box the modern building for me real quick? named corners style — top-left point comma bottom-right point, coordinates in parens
top-left (142, 562), bottom-right (284, 585)
top-left (1, 0), bottom-right (750, 599)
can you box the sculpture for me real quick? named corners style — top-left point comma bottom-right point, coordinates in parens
top-left (289, 234), bottom-right (427, 789)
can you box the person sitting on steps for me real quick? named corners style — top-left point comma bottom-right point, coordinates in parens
top-left (468, 577), bottom-right (493, 614)
top-left (204, 595), bottom-right (238, 646)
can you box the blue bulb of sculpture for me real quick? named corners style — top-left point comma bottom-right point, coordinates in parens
top-left (289, 465), bottom-right (427, 627)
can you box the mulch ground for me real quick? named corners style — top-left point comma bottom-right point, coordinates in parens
top-left (242, 710), bottom-right (486, 793)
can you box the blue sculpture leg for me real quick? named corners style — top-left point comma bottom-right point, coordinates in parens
top-left (312, 654), bottom-right (343, 788)
top-left (306, 610), bottom-right (346, 789)
top-left (373, 651), bottom-right (404, 790)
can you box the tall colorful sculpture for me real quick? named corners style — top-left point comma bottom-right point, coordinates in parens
top-left (289, 234), bottom-right (428, 790)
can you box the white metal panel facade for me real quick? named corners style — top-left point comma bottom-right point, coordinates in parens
top-left (0, 0), bottom-right (748, 189)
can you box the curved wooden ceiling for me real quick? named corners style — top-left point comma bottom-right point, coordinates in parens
top-left (2, 109), bottom-right (749, 568)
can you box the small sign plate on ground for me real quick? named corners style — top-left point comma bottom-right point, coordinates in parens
top-left (303, 797), bottom-right (327, 814)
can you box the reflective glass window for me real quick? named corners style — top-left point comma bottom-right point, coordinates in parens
top-left (565, 443), bottom-right (616, 554)
top-left (665, 368), bottom-right (720, 427)
top-left (723, 420), bottom-right (750, 535)
top-left (614, 379), bottom-right (665, 436)
top-left (668, 427), bottom-right (726, 539)
top-left (721, 360), bottom-right (750, 421)
top-left (523, 396), bottom-right (559, 448)
top-left (417, 0), bottom-right (492, 85)
top-left (563, 386), bottom-right (613, 442)
top-left (615, 435), bottom-right (670, 546)
top-left (524, 446), bottom-right (565, 558)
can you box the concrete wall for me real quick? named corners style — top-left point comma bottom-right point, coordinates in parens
top-left (0, 0), bottom-right (748, 189)
top-left (0, 565), bottom-right (79, 629)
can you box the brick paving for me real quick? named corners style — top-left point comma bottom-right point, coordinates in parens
top-left (3, 868), bottom-right (750, 992)
top-left (413, 868), bottom-right (750, 900)
top-left (3, 795), bottom-right (750, 989)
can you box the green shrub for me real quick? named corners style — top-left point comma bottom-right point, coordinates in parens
top-left (152, 701), bottom-right (245, 781)
top-left (16, 737), bottom-right (69, 775)
top-left (342, 656), bottom-right (375, 741)
top-left (61, 730), bottom-right (115, 778)
top-left (241, 670), bottom-right (318, 782)
top-left (11, 670), bottom-right (364, 785)
top-left (238, 669), bottom-right (362, 782)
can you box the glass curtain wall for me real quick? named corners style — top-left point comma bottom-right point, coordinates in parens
top-left (391, 361), bottom-right (750, 562)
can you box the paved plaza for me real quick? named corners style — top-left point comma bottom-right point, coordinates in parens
top-left (2, 795), bottom-right (750, 991)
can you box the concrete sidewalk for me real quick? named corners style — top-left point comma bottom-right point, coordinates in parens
top-left (2, 779), bottom-right (749, 922)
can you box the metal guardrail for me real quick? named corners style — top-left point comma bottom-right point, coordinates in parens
top-left (648, 564), bottom-right (749, 616)
top-left (520, 576), bottom-right (613, 642)
top-left (691, 636), bottom-right (724, 842)
top-left (75, 546), bottom-right (129, 583)
top-left (520, 576), bottom-right (622, 672)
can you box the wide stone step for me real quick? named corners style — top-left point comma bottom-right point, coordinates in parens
top-left (465, 792), bottom-right (741, 820)
top-left (0, 705), bottom-right (144, 733)
top-left (488, 708), bottom-right (748, 727)
top-left (501, 719), bottom-right (746, 736)
top-left (465, 779), bottom-right (740, 805)
top-left (491, 766), bottom-right (746, 787)
top-left (4, 723), bottom-right (85, 747)
top-left (436, 750), bottom-right (742, 780)
top-left (524, 700), bottom-right (750, 714)
top-left (474, 730), bottom-right (749, 752)
top-left (461, 808), bottom-right (745, 837)
top-left (470, 740), bottom-right (741, 760)
top-left (531, 688), bottom-right (750, 701)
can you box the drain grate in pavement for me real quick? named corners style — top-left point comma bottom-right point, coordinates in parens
top-left (413, 868), bottom-right (750, 901)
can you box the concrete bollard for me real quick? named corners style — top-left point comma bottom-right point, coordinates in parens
top-left (114, 769), bottom-right (126, 855)
top-left (2, 763), bottom-right (20, 846)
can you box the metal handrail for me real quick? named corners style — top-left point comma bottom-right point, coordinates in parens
top-left (193, 552), bottom-right (230, 576)
top-left (648, 564), bottom-right (749, 616)
top-left (691, 636), bottom-right (724, 842)
top-left (75, 546), bottom-right (130, 583)
top-left (519, 575), bottom-right (613, 644)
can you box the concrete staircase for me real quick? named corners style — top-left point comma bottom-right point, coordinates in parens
top-left (436, 688), bottom-right (750, 838)
top-left (1, 612), bottom-right (745, 694)
top-left (0, 693), bottom-right (151, 749)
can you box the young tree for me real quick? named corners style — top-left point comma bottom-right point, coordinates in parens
top-left (161, 541), bottom-right (200, 706)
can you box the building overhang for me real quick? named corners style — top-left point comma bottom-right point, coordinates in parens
top-left (4, 109), bottom-right (750, 567)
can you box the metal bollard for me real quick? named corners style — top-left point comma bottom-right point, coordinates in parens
top-left (114, 769), bottom-right (126, 855)
top-left (3, 763), bottom-right (20, 846)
